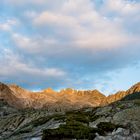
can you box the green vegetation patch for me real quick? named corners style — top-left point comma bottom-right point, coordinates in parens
top-left (42, 122), bottom-right (98, 140)
top-left (122, 92), bottom-right (140, 101)
top-left (32, 116), bottom-right (51, 127)
top-left (66, 110), bottom-right (102, 124)
top-left (66, 111), bottom-right (89, 124)
top-left (134, 100), bottom-right (140, 106)
top-left (97, 122), bottom-right (123, 135)
top-left (42, 118), bottom-right (124, 140)
top-left (53, 114), bottom-right (66, 121)
top-left (14, 126), bottom-right (33, 134)
top-left (42, 110), bottom-right (104, 140)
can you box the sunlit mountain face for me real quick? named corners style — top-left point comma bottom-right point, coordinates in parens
top-left (0, 81), bottom-right (140, 110)
top-left (0, 0), bottom-right (140, 95)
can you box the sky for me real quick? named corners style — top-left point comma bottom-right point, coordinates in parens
top-left (0, 0), bottom-right (140, 95)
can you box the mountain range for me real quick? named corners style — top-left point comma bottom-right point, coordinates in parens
top-left (0, 82), bottom-right (140, 110)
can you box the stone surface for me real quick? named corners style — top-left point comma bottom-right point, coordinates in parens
top-left (112, 107), bottom-right (140, 132)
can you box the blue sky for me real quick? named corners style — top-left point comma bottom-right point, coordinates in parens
top-left (0, 0), bottom-right (140, 95)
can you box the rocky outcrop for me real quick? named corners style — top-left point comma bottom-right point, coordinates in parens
top-left (0, 82), bottom-right (13, 99)
top-left (112, 106), bottom-right (140, 132)
top-left (0, 82), bottom-right (24, 108)
top-left (94, 128), bottom-right (140, 140)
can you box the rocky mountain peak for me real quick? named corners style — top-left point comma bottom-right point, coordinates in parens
top-left (91, 89), bottom-right (105, 97)
top-left (103, 83), bottom-right (140, 105)
top-left (43, 87), bottom-right (55, 93)
top-left (8, 84), bottom-right (25, 90)
top-left (0, 82), bottom-right (7, 91)
top-left (0, 82), bottom-right (12, 98)
top-left (63, 88), bottom-right (74, 91)
top-left (127, 82), bottom-right (140, 94)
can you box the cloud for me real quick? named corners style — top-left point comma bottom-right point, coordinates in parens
top-left (0, 19), bottom-right (18, 32)
top-left (3, 0), bottom-right (47, 5)
top-left (11, 33), bottom-right (59, 54)
top-left (103, 0), bottom-right (140, 15)
top-left (34, 11), bottom-right (79, 28)
top-left (32, 0), bottom-right (139, 51)
top-left (0, 49), bottom-right (66, 89)
top-left (0, 0), bottom-right (140, 94)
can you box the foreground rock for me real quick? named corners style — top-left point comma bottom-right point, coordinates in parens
top-left (94, 128), bottom-right (140, 140)
top-left (0, 82), bottom-right (140, 139)
top-left (0, 96), bottom-right (139, 140)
